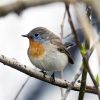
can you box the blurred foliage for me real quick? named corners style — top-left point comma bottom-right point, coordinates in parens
top-left (96, 74), bottom-right (99, 86)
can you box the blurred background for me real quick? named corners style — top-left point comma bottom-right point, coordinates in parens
top-left (0, 0), bottom-right (100, 100)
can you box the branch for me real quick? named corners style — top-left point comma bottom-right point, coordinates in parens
top-left (86, 39), bottom-right (100, 60)
top-left (66, 4), bottom-right (81, 48)
top-left (14, 76), bottom-right (30, 100)
top-left (74, 3), bottom-right (100, 99)
top-left (0, 0), bottom-right (73, 17)
top-left (65, 3), bottom-right (100, 100)
top-left (0, 54), bottom-right (99, 94)
top-left (62, 4), bottom-right (87, 100)
top-left (62, 66), bottom-right (83, 100)
top-left (60, 4), bottom-right (67, 40)
top-left (78, 60), bottom-right (87, 100)
top-left (0, 0), bottom-right (99, 18)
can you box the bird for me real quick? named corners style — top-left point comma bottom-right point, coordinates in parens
top-left (22, 27), bottom-right (74, 99)
top-left (22, 27), bottom-right (74, 76)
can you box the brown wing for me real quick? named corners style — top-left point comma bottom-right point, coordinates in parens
top-left (50, 38), bottom-right (74, 64)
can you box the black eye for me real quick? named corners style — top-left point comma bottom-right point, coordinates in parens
top-left (34, 33), bottom-right (39, 37)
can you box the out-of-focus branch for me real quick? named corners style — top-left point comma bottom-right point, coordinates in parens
top-left (60, 5), bottom-right (67, 40)
top-left (0, 54), bottom-right (99, 94)
top-left (64, 3), bottom-right (100, 100)
top-left (0, 0), bottom-right (74, 17)
top-left (14, 76), bottom-right (30, 100)
top-left (74, 3), bottom-right (100, 99)
top-left (0, 0), bottom-right (99, 20)
top-left (86, 39), bottom-right (100, 60)
top-left (85, 0), bottom-right (100, 21)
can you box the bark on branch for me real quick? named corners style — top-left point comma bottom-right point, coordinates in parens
top-left (0, 54), bottom-right (99, 94)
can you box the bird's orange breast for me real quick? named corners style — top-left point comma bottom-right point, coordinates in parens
top-left (28, 39), bottom-right (46, 58)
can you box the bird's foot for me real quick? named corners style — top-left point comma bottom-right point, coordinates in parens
top-left (40, 70), bottom-right (47, 78)
top-left (50, 72), bottom-right (55, 82)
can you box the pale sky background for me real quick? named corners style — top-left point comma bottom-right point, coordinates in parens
top-left (0, 0), bottom-right (99, 100)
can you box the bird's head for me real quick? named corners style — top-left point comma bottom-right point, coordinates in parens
top-left (22, 27), bottom-right (53, 44)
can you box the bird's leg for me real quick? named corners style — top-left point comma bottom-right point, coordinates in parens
top-left (51, 72), bottom-right (55, 79)
top-left (40, 70), bottom-right (47, 78)
top-left (50, 72), bottom-right (55, 82)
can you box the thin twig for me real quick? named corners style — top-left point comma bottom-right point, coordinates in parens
top-left (60, 5), bottom-right (67, 100)
top-left (62, 67), bottom-right (83, 100)
top-left (14, 76), bottom-right (30, 100)
top-left (63, 4), bottom-right (87, 100)
top-left (66, 4), bottom-right (81, 48)
top-left (0, 54), bottom-right (99, 94)
top-left (60, 5), bottom-right (67, 40)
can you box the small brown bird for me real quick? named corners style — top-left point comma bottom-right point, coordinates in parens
top-left (22, 27), bottom-right (74, 72)
top-left (22, 27), bottom-right (74, 99)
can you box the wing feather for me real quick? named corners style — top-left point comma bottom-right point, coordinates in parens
top-left (50, 37), bottom-right (74, 64)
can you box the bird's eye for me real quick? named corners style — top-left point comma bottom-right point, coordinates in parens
top-left (34, 33), bottom-right (39, 37)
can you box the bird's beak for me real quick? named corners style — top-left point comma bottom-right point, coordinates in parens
top-left (21, 34), bottom-right (28, 37)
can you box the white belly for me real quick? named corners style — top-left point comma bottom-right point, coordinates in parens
top-left (42, 50), bottom-right (68, 71)
top-left (28, 44), bottom-right (68, 71)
